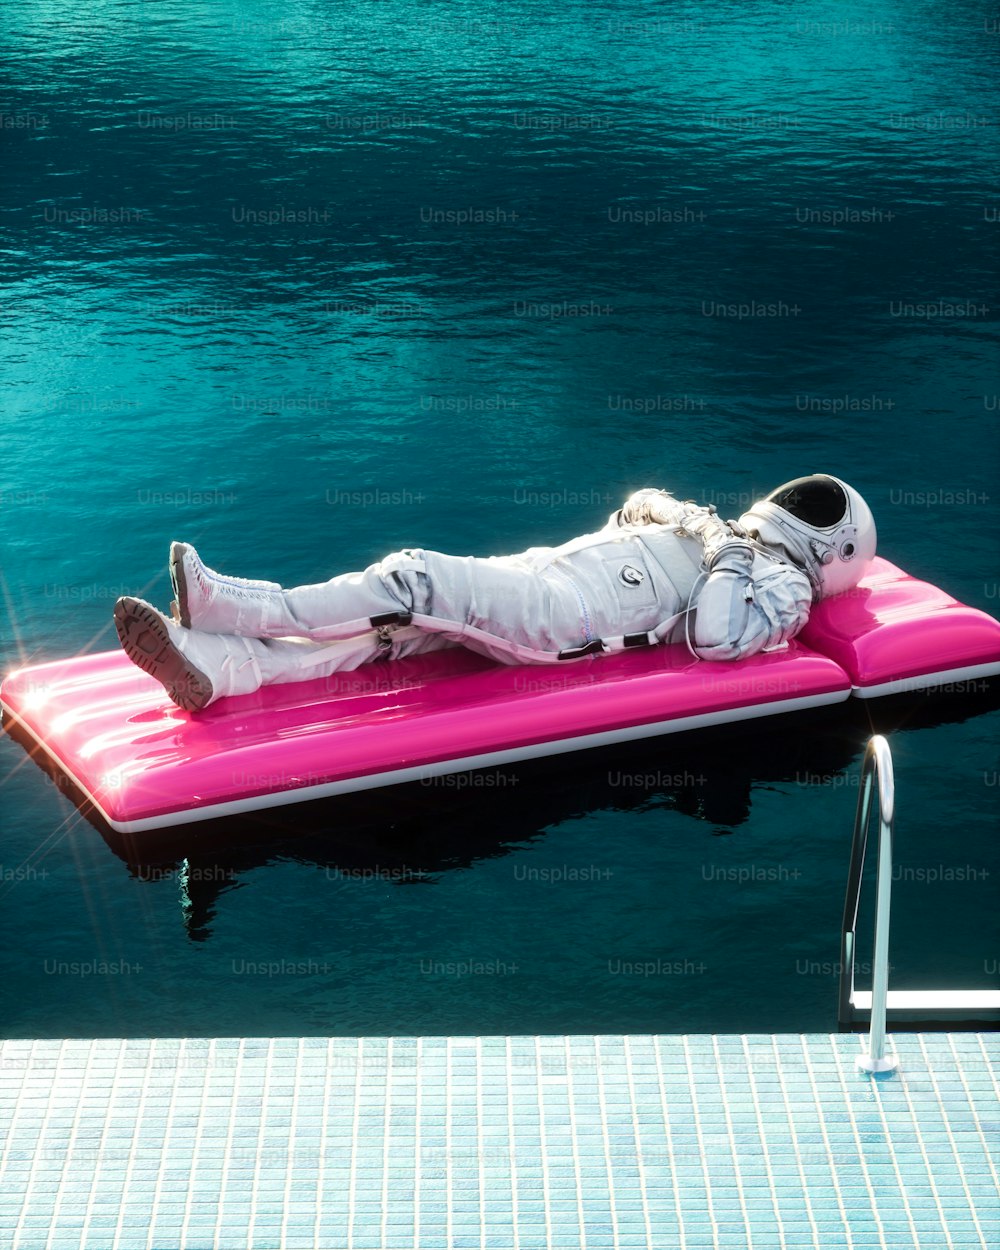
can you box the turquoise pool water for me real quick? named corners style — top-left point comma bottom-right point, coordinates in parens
top-left (1, 0), bottom-right (997, 1037)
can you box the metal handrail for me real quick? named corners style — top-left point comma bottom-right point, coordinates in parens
top-left (839, 735), bottom-right (899, 1073)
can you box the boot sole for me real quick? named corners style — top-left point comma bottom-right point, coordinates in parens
top-left (114, 596), bottom-right (214, 712)
top-left (169, 541), bottom-right (192, 629)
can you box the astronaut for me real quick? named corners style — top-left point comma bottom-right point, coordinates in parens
top-left (114, 474), bottom-right (876, 712)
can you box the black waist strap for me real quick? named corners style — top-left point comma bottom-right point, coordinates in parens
top-left (557, 640), bottom-right (606, 660)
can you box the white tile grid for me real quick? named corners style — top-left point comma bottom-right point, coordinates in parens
top-left (830, 1035), bottom-right (896, 1247)
top-left (444, 1037), bottom-right (455, 1250)
top-left (177, 1039), bottom-right (214, 1250)
top-left (592, 1036), bottom-right (622, 1249)
top-left (214, 1036), bottom-right (249, 1249)
top-left (250, 1040), bottom-right (277, 1245)
top-left (915, 1034), bottom-right (989, 1248)
top-left (582, 1030), bottom-right (605, 1245)
top-left (965, 1035), bottom-right (1000, 1194)
top-left (3, 1045), bottom-right (30, 1245)
top-left (10, 1039), bottom-right (81, 1249)
top-left (411, 1038), bottom-right (423, 1250)
top-left (622, 1035), bottom-right (654, 1249)
top-left (768, 1034), bottom-right (826, 1250)
top-left (680, 1034), bottom-right (720, 1246)
top-left (796, 1034), bottom-right (857, 1247)
top-left (382, 1037), bottom-right (396, 1250)
top-left (4, 1045), bottom-right (34, 1247)
top-left (732, 1035), bottom-right (784, 1245)
top-left (830, 1034), bottom-right (922, 1249)
top-left (712, 1036), bottom-right (756, 1247)
top-left (476, 1037), bottom-right (489, 1250)
top-left (507, 1035), bottom-right (522, 1250)
top-left (283, 1039), bottom-right (303, 1247)
top-left (895, 1035), bottom-right (962, 1249)
top-left (312, 1038), bottom-right (331, 1250)
top-left (137, 1040), bottom-right (182, 1245)
top-left (350, 1040), bottom-right (370, 1250)
top-left (650, 1029), bottom-right (688, 1243)
top-left (89, 1040), bottom-right (134, 1249)
top-left (0, 1036), bottom-right (998, 1249)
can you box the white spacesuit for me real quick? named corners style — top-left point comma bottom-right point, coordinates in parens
top-left (114, 474), bottom-right (877, 711)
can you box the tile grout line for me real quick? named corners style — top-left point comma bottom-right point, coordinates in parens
top-left (534, 1033), bottom-right (556, 1250)
top-left (504, 1035), bottom-right (521, 1250)
top-left (893, 1038), bottom-right (959, 1249)
top-left (76, 1040), bottom-right (112, 1250)
top-left (147, 1040), bottom-right (186, 1250)
top-left (177, 1039), bottom-right (200, 1250)
top-left (79, 1039), bottom-right (120, 1250)
top-left (853, 1037), bottom-right (923, 1250)
top-left (313, 1039), bottom-right (332, 1250)
top-left (828, 1035), bottom-right (894, 1250)
top-left (446, 1036), bottom-right (454, 1250)
top-left (8, 1035), bottom-right (59, 1250)
top-left (685, 1040), bottom-right (715, 1245)
top-left (768, 1035), bottom-right (822, 1249)
top-left (249, 1038), bottom-right (277, 1250)
top-left (221, 1037), bottom-right (245, 1247)
top-left (954, 1034), bottom-right (1000, 1195)
top-left (684, 1035), bottom-right (721, 1246)
top-left (196, 1040), bottom-right (220, 1250)
top-left (476, 1035), bottom-right (486, 1250)
top-left (652, 1037), bottom-right (687, 1247)
top-left (797, 1035), bottom-right (855, 1249)
top-left (346, 1036), bottom-right (364, 1250)
top-left (594, 1033), bottom-right (623, 1250)
top-left (45, 1038), bottom-right (90, 1250)
top-left (738, 1035), bottom-right (786, 1250)
top-left (288, 1035), bottom-right (306, 1250)
top-left (109, 1039), bottom-right (155, 1250)
top-left (623, 1036), bottom-right (652, 1250)
top-left (713, 1034), bottom-right (758, 1249)
top-left (974, 1033), bottom-right (1000, 1102)
top-left (916, 1033), bottom-right (989, 1249)
top-left (565, 1035), bottom-right (589, 1249)
top-left (380, 1036), bottom-right (392, 1250)
top-left (414, 1036), bottom-right (423, 1250)
top-left (221, 1039), bottom-right (248, 1250)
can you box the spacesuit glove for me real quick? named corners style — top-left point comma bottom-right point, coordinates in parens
top-left (702, 537), bottom-right (756, 574)
top-left (617, 489), bottom-right (686, 527)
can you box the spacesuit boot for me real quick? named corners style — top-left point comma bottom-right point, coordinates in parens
top-left (169, 542), bottom-right (421, 640)
top-left (114, 596), bottom-right (413, 710)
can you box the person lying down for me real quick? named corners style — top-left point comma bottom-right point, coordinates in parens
top-left (113, 474), bottom-right (876, 712)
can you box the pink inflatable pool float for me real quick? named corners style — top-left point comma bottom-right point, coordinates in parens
top-left (2, 559), bottom-right (999, 833)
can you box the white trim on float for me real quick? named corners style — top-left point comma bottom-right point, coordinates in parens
top-left (851, 661), bottom-right (1000, 699)
top-left (4, 689), bottom-right (850, 833)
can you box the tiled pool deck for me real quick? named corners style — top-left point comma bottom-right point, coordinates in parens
top-left (0, 1033), bottom-right (997, 1249)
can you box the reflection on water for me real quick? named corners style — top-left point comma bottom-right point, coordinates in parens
top-left (5, 685), bottom-right (998, 1035)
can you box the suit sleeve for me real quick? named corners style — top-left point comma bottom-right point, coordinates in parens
top-left (691, 541), bottom-right (813, 661)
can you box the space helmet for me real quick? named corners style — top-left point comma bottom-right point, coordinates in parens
top-left (738, 474), bottom-right (876, 599)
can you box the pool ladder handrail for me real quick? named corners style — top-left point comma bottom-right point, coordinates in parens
top-left (839, 735), bottom-right (899, 1073)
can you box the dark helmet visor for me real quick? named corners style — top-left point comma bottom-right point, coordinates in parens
top-left (766, 475), bottom-right (848, 528)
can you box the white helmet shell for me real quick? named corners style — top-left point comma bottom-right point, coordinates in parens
top-left (738, 474), bottom-right (877, 600)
